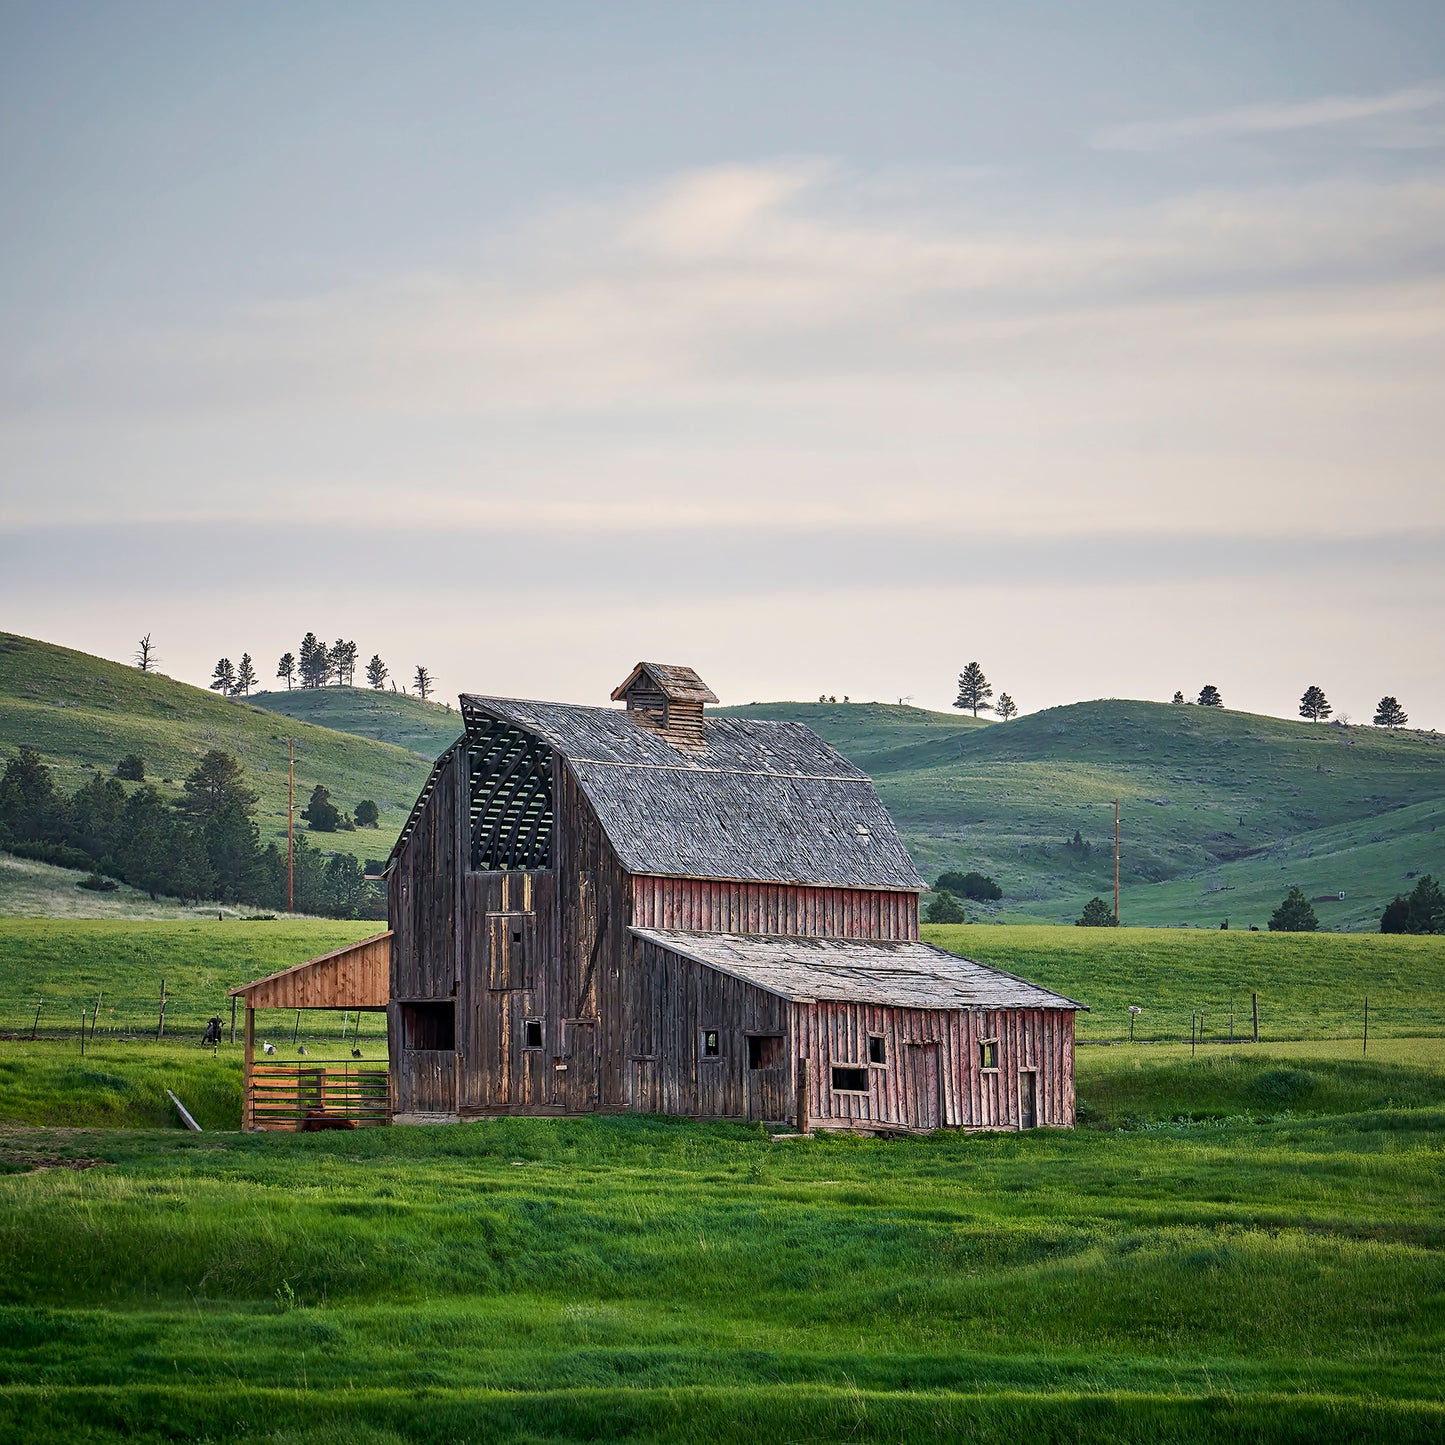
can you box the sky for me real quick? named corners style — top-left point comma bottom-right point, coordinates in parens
top-left (2, 1), bottom-right (1443, 725)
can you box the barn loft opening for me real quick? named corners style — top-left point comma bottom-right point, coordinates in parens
top-left (832, 1066), bottom-right (869, 1092)
top-left (979, 1039), bottom-right (999, 1071)
top-left (524, 1019), bottom-right (543, 1049)
top-left (868, 1035), bottom-right (885, 1065)
top-left (747, 1034), bottom-right (784, 1069)
top-left (462, 707), bottom-right (555, 871)
top-left (403, 1001), bottom-right (455, 1052)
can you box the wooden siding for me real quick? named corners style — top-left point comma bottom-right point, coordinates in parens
top-left (231, 933), bottom-right (391, 1010)
top-left (388, 750), bottom-right (461, 1001)
top-left (631, 876), bottom-right (919, 940)
top-left (800, 1003), bottom-right (1075, 1131)
top-left (629, 936), bottom-right (794, 1122)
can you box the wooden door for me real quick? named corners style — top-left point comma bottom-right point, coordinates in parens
top-left (1018, 1070), bottom-right (1038, 1130)
top-left (745, 1034), bottom-right (789, 1124)
top-left (400, 1051), bottom-right (457, 1114)
top-left (558, 1019), bottom-right (599, 1113)
top-left (906, 1042), bottom-right (941, 1131)
top-left (628, 1058), bottom-right (659, 1113)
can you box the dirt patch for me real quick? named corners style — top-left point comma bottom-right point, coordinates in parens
top-left (1, 1152), bottom-right (112, 1174)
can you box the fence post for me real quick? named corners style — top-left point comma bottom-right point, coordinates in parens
top-left (230, 996), bottom-right (237, 1045)
top-left (30, 1000), bottom-right (42, 1041)
top-left (1252, 992), bottom-right (1259, 1044)
top-left (1190, 1013), bottom-right (1196, 1058)
top-left (90, 992), bottom-right (102, 1043)
top-left (796, 1057), bottom-right (810, 1135)
top-left (156, 978), bottom-right (167, 1040)
top-left (80, 1009), bottom-right (86, 1058)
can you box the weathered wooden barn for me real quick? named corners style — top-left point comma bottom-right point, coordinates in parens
top-left (373, 663), bottom-right (1084, 1132)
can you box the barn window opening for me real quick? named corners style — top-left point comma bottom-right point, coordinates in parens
top-left (524, 1018), bottom-right (543, 1049)
top-left (402, 1001), bottom-right (455, 1052)
top-left (868, 1035), bottom-right (885, 1065)
top-left (747, 1034), bottom-right (784, 1069)
top-left (831, 1066), bottom-right (869, 1093)
top-left (512, 929), bottom-right (522, 944)
top-left (702, 1029), bottom-right (720, 1058)
top-left (980, 1039), bottom-right (999, 1071)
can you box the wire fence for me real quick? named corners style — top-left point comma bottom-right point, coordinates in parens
top-left (0, 994), bottom-right (389, 1048)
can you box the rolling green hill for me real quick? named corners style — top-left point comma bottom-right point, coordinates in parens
top-left (721, 699), bottom-right (1445, 929)
top-left (0, 633), bottom-right (431, 867)
top-left (250, 685), bottom-right (462, 757)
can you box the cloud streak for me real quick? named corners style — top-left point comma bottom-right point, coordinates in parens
top-left (1095, 84), bottom-right (1445, 151)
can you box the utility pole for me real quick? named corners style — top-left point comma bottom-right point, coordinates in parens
top-left (1113, 798), bottom-right (1120, 924)
top-left (287, 738), bottom-right (295, 915)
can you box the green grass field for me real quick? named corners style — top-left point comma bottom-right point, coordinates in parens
top-left (924, 923), bottom-right (1445, 1042)
top-left (726, 699), bottom-right (1445, 929)
top-left (2, 921), bottom-right (1443, 1439)
top-left (0, 632), bottom-right (431, 867)
top-left (251, 685), bottom-right (462, 758)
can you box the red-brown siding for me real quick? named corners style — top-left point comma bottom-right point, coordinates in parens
top-left (631, 875), bottom-right (919, 940)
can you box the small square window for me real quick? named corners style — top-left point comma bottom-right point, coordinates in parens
top-left (524, 1018), bottom-right (543, 1049)
top-left (512, 929), bottom-right (522, 945)
top-left (980, 1039), bottom-right (999, 1071)
top-left (868, 1035), bottom-right (885, 1065)
top-left (832, 1065), bottom-right (869, 1092)
top-left (702, 1029), bottom-right (720, 1058)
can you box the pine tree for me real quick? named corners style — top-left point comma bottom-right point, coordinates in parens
top-left (134, 634), bottom-right (157, 672)
top-left (1077, 897), bottom-right (1118, 927)
top-left (232, 653), bottom-right (257, 696)
top-left (331, 639), bottom-right (358, 686)
top-left (178, 751), bottom-right (259, 822)
top-left (954, 662), bottom-right (993, 717)
top-left (1373, 696), bottom-right (1408, 727)
top-left (1197, 684), bottom-right (1222, 707)
top-left (298, 633), bottom-right (329, 688)
top-left (354, 799), bottom-right (380, 827)
top-left (995, 693), bottom-right (1018, 721)
top-left (276, 652), bottom-right (296, 689)
top-left (301, 783), bottom-right (341, 832)
top-left (365, 654), bottom-right (388, 690)
top-left (210, 658), bottom-right (236, 693)
top-left (1405, 875), bottom-right (1445, 934)
top-left (1298, 685), bottom-right (1332, 721)
top-left (1268, 886), bottom-right (1318, 933)
top-left (414, 665), bottom-right (434, 701)
top-left (1171, 691), bottom-right (1185, 705)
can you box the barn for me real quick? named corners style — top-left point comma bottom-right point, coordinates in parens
top-left (236, 664), bottom-right (1083, 1132)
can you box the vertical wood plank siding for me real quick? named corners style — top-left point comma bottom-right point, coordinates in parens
top-left (630, 876), bottom-right (919, 940)
top-left (800, 1003), bottom-right (1076, 1130)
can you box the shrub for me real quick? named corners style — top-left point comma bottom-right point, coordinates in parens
top-left (935, 869), bottom-right (1002, 901)
top-left (924, 889), bottom-right (968, 923)
top-left (354, 799), bottom-right (380, 828)
top-left (114, 754), bottom-right (145, 781)
top-left (77, 873), bottom-right (119, 892)
top-left (1077, 896), bottom-right (1118, 927)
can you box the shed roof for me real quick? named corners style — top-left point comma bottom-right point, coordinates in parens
top-left (611, 662), bottom-right (719, 704)
top-left (631, 927), bottom-right (1085, 1011)
top-left (229, 932), bottom-right (392, 1009)
top-left (459, 695), bottom-right (925, 890)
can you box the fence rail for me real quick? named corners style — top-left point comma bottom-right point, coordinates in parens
top-left (247, 1061), bottom-right (390, 1130)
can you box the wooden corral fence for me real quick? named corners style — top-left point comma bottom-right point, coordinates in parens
top-left (229, 932), bottom-right (393, 1131)
top-left (248, 1060), bottom-right (390, 1131)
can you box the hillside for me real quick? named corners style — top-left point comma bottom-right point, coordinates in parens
top-left (250, 685), bottom-right (461, 758)
top-left (0, 633), bottom-right (430, 866)
top-left (720, 699), bottom-right (1445, 929)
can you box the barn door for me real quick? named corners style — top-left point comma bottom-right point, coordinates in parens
top-left (906, 1042), bottom-right (941, 1131)
top-left (557, 1019), bottom-right (599, 1113)
top-left (745, 1034), bottom-right (788, 1123)
top-left (628, 1058), bottom-right (659, 1113)
top-left (1018, 1070), bottom-right (1038, 1130)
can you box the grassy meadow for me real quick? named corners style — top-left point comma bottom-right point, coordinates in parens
top-left (1, 920), bottom-right (1443, 1439)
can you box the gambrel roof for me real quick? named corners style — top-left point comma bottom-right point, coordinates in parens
top-left (441, 693), bottom-right (926, 891)
top-left (631, 928), bottom-right (1086, 1011)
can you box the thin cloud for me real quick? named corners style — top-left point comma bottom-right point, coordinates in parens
top-left (1095, 84), bottom-right (1445, 151)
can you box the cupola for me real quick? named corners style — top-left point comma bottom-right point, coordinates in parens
top-left (611, 662), bottom-right (718, 748)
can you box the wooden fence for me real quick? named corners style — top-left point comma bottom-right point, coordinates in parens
top-left (247, 1060), bottom-right (390, 1131)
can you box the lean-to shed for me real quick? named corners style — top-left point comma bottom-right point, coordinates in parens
top-left (374, 662), bottom-right (1084, 1132)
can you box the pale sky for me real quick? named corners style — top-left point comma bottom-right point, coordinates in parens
top-left (3, 2), bottom-right (1443, 726)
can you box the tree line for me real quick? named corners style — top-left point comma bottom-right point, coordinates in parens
top-left (185, 632), bottom-right (435, 701)
top-left (0, 748), bottom-right (385, 920)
